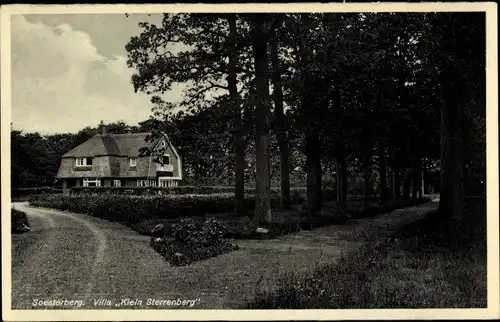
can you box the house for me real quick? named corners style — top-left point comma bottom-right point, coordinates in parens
top-left (56, 125), bottom-right (182, 192)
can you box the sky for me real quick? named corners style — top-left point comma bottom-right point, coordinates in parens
top-left (10, 13), bottom-right (187, 134)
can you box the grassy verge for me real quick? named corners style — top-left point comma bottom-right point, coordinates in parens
top-left (247, 198), bottom-right (486, 308)
top-left (131, 198), bottom-right (430, 239)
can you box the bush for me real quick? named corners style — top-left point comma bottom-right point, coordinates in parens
top-left (151, 217), bottom-right (238, 266)
top-left (11, 209), bottom-right (30, 233)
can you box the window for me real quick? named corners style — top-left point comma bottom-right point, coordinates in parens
top-left (137, 180), bottom-right (147, 187)
top-left (148, 180), bottom-right (157, 187)
top-left (83, 178), bottom-right (101, 187)
top-left (113, 180), bottom-right (121, 187)
top-left (161, 155), bottom-right (170, 165)
top-left (76, 158), bottom-right (93, 167)
top-left (130, 157), bottom-right (137, 167)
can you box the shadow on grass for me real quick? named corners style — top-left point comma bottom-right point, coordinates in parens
top-left (246, 197), bottom-right (486, 309)
top-left (131, 198), bottom-right (431, 240)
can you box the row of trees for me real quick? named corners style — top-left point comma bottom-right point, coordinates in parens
top-left (126, 12), bottom-right (485, 226)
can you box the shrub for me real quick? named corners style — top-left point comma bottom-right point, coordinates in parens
top-left (172, 218), bottom-right (199, 243)
top-left (11, 209), bottom-right (30, 233)
top-left (151, 217), bottom-right (237, 266)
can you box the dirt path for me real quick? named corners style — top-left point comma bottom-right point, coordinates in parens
top-left (10, 200), bottom-right (438, 309)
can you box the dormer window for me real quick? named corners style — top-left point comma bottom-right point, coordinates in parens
top-left (76, 157), bottom-right (93, 167)
top-left (129, 157), bottom-right (137, 167)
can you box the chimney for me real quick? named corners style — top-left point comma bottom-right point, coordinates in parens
top-left (99, 120), bottom-right (106, 135)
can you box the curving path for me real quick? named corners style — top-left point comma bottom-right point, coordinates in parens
top-left (10, 200), bottom-right (438, 310)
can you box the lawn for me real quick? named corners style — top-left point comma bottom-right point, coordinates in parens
top-left (247, 197), bottom-right (487, 308)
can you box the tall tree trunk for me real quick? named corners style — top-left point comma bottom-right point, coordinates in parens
top-left (228, 15), bottom-right (245, 215)
top-left (315, 153), bottom-right (323, 206)
top-left (363, 152), bottom-right (371, 208)
top-left (402, 168), bottom-right (411, 199)
top-left (411, 152), bottom-right (422, 200)
top-left (305, 129), bottom-right (320, 218)
top-left (270, 33), bottom-right (291, 209)
top-left (439, 94), bottom-right (464, 222)
top-left (336, 153), bottom-right (347, 208)
top-left (388, 167), bottom-right (393, 200)
top-left (392, 165), bottom-right (401, 201)
top-left (251, 17), bottom-right (272, 225)
top-left (378, 138), bottom-right (388, 204)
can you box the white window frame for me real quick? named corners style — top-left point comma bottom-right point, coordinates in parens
top-left (137, 180), bottom-right (148, 187)
top-left (83, 178), bottom-right (101, 187)
top-left (76, 157), bottom-right (93, 167)
top-left (148, 179), bottom-right (157, 187)
top-left (130, 157), bottom-right (137, 167)
top-left (113, 180), bottom-right (121, 187)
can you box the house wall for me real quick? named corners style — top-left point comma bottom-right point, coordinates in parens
top-left (58, 156), bottom-right (115, 178)
top-left (119, 156), bottom-right (151, 178)
top-left (153, 138), bottom-right (181, 178)
top-left (123, 179), bottom-right (140, 187)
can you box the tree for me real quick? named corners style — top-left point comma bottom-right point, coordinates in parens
top-left (429, 13), bottom-right (485, 225)
top-left (270, 30), bottom-right (291, 209)
top-left (247, 13), bottom-right (283, 225)
top-left (126, 13), bottom-right (253, 213)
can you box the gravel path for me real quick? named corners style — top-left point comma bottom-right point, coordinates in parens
top-left (10, 200), bottom-right (438, 310)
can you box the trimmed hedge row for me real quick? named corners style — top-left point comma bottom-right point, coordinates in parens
top-left (71, 185), bottom-right (241, 195)
top-left (12, 186), bottom-right (63, 197)
top-left (70, 185), bottom-right (324, 197)
top-left (28, 190), bottom-right (309, 224)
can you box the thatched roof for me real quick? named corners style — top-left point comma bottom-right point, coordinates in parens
top-left (62, 133), bottom-right (155, 158)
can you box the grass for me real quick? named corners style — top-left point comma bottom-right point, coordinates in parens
top-left (130, 197), bottom-right (430, 240)
top-left (247, 197), bottom-right (486, 308)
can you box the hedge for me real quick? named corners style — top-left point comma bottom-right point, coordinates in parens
top-left (70, 185), bottom-right (322, 196)
top-left (12, 187), bottom-right (63, 198)
top-left (28, 190), bottom-right (309, 225)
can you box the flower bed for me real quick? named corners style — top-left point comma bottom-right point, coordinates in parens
top-left (150, 218), bottom-right (239, 266)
